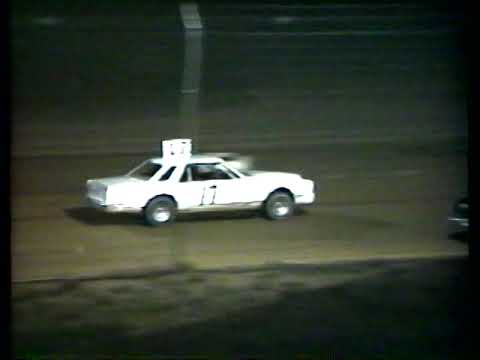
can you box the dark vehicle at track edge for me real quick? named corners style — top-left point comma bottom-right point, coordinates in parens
top-left (448, 197), bottom-right (469, 238)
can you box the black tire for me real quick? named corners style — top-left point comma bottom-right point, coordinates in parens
top-left (144, 196), bottom-right (176, 226)
top-left (264, 191), bottom-right (294, 220)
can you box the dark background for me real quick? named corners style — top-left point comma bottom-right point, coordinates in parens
top-left (10, 0), bottom-right (468, 155)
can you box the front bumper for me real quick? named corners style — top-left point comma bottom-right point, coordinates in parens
top-left (447, 216), bottom-right (469, 238)
top-left (295, 192), bottom-right (315, 205)
top-left (448, 216), bottom-right (469, 229)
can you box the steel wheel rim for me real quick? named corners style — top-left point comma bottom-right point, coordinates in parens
top-left (272, 198), bottom-right (290, 217)
top-left (152, 206), bottom-right (171, 222)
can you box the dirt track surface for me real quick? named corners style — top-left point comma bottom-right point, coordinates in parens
top-left (11, 142), bottom-right (467, 282)
top-left (12, 257), bottom-right (471, 359)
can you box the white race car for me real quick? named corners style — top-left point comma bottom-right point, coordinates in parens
top-left (86, 139), bottom-right (315, 226)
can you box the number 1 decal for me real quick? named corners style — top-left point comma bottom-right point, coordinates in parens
top-left (201, 186), bottom-right (216, 205)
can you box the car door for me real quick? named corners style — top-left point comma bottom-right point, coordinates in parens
top-left (176, 163), bottom-right (251, 208)
top-left (181, 163), bottom-right (242, 206)
top-left (203, 163), bottom-right (245, 205)
top-left (189, 163), bottom-right (230, 206)
top-left (173, 165), bottom-right (206, 209)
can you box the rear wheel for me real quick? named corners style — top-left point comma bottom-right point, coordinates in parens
top-left (144, 197), bottom-right (176, 226)
top-left (264, 191), bottom-right (294, 220)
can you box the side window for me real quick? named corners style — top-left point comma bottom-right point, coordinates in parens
top-left (129, 162), bottom-right (162, 180)
top-left (217, 164), bottom-right (240, 179)
top-left (191, 164), bottom-right (211, 181)
top-left (159, 167), bottom-right (176, 181)
top-left (190, 163), bottom-right (233, 181)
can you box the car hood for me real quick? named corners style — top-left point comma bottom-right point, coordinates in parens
top-left (247, 170), bottom-right (302, 180)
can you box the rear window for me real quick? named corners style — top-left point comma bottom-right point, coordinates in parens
top-left (129, 162), bottom-right (162, 180)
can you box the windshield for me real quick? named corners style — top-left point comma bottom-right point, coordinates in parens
top-left (236, 169), bottom-right (253, 176)
top-left (128, 161), bottom-right (162, 180)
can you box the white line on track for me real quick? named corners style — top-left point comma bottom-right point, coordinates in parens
top-left (279, 251), bottom-right (468, 266)
top-left (13, 251), bottom-right (467, 284)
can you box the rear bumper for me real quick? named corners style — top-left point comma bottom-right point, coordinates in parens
top-left (86, 197), bottom-right (142, 213)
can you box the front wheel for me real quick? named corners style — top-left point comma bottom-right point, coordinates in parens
top-left (264, 191), bottom-right (294, 220)
top-left (144, 197), bottom-right (176, 226)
